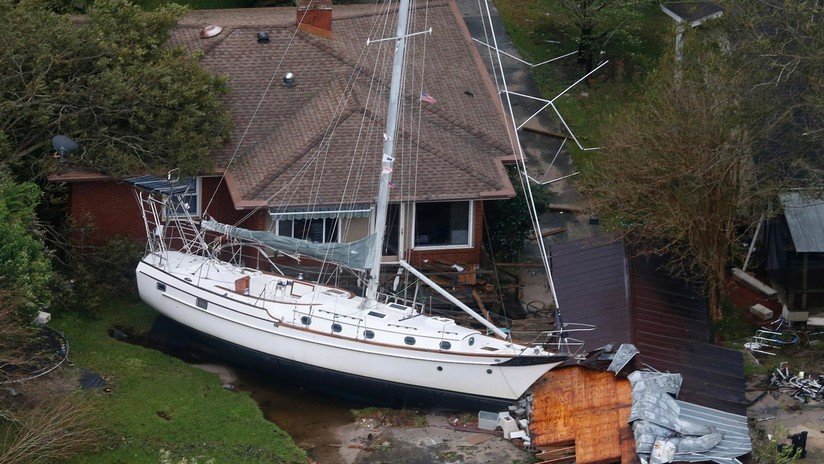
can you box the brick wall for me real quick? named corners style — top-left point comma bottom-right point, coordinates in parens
top-left (68, 177), bottom-right (264, 246)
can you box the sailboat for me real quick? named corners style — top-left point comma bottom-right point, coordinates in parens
top-left (131, 0), bottom-right (573, 408)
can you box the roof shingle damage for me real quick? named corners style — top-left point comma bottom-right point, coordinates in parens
top-left (170, 1), bottom-right (515, 208)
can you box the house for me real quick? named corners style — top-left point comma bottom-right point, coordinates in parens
top-left (50, 0), bottom-right (516, 269)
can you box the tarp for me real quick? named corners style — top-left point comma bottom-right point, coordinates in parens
top-left (202, 219), bottom-right (377, 270)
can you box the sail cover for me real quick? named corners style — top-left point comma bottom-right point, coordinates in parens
top-left (201, 219), bottom-right (377, 270)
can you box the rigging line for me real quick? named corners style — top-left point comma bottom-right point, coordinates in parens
top-left (476, 0), bottom-right (501, 94)
top-left (472, 39), bottom-right (577, 68)
top-left (482, 205), bottom-right (509, 324)
top-left (408, 0), bottom-right (430, 263)
top-left (203, 0), bottom-right (317, 217)
top-left (480, 0), bottom-right (559, 308)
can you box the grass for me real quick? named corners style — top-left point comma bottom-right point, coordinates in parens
top-left (54, 298), bottom-right (306, 464)
top-left (492, 0), bottom-right (671, 173)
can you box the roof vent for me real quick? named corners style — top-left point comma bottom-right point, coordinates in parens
top-left (200, 25), bottom-right (222, 39)
top-left (257, 31), bottom-right (270, 44)
top-left (283, 72), bottom-right (296, 87)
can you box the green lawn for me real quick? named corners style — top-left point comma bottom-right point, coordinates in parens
top-left (55, 299), bottom-right (305, 464)
top-left (492, 0), bottom-right (670, 172)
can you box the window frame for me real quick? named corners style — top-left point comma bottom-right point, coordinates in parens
top-left (411, 200), bottom-right (473, 250)
top-left (164, 177), bottom-right (202, 219)
top-left (275, 217), bottom-right (341, 244)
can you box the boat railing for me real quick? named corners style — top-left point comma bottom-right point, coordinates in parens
top-left (526, 322), bottom-right (598, 354)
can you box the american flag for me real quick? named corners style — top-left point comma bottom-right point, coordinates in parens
top-left (420, 92), bottom-right (437, 104)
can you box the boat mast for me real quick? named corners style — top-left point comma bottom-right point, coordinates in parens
top-left (365, 0), bottom-right (412, 304)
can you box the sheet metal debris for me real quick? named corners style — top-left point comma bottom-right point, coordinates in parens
top-left (768, 362), bottom-right (824, 403)
top-left (629, 370), bottom-right (750, 463)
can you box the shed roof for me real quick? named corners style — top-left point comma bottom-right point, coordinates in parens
top-left (780, 191), bottom-right (824, 253)
top-left (551, 235), bottom-right (747, 415)
top-left (170, 1), bottom-right (515, 208)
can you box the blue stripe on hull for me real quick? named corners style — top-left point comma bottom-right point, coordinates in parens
top-left (148, 315), bottom-right (514, 411)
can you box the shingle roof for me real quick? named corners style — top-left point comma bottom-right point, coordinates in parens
top-left (170, 1), bottom-right (515, 207)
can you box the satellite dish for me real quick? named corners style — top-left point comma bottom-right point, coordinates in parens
top-left (51, 135), bottom-right (79, 161)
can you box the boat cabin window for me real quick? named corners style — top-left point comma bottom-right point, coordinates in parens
top-left (363, 330), bottom-right (375, 339)
top-left (331, 323), bottom-right (342, 333)
top-left (277, 218), bottom-right (339, 243)
top-left (404, 336), bottom-right (416, 346)
top-left (156, 282), bottom-right (166, 292)
top-left (439, 341), bottom-right (451, 350)
top-left (165, 177), bottom-right (200, 218)
top-left (196, 297), bottom-right (208, 310)
top-left (300, 316), bottom-right (311, 325)
top-left (414, 201), bottom-right (471, 247)
top-left (367, 311), bottom-right (385, 318)
top-left (467, 337), bottom-right (475, 346)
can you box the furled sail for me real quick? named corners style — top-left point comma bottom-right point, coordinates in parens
top-left (201, 219), bottom-right (377, 270)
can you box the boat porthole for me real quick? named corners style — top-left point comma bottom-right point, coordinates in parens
top-left (437, 366), bottom-right (443, 372)
top-left (300, 316), bottom-right (311, 325)
top-left (486, 369), bottom-right (492, 374)
top-left (363, 330), bottom-right (375, 339)
top-left (404, 336), bottom-right (416, 345)
top-left (156, 282), bottom-right (166, 291)
top-left (196, 297), bottom-right (208, 309)
top-left (439, 341), bottom-right (451, 350)
top-left (331, 323), bottom-right (342, 333)
top-left (468, 337), bottom-right (475, 346)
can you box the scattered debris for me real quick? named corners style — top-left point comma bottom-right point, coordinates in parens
top-left (79, 369), bottom-right (106, 389)
top-left (768, 363), bottom-right (823, 403)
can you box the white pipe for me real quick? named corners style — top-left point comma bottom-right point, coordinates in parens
top-left (398, 260), bottom-right (508, 339)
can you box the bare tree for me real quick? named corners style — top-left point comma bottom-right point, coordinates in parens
top-left (583, 69), bottom-right (768, 320)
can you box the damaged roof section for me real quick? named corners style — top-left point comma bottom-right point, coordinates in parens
top-left (551, 235), bottom-right (748, 414)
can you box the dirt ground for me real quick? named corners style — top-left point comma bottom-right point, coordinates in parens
top-left (335, 412), bottom-right (533, 464)
top-left (747, 373), bottom-right (824, 462)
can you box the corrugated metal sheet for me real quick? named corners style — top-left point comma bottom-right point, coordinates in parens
top-left (780, 192), bottom-right (824, 252)
top-left (675, 400), bottom-right (752, 463)
top-left (551, 234), bottom-right (632, 348)
top-left (550, 235), bottom-right (748, 415)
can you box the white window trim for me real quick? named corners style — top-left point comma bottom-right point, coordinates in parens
top-left (164, 177), bottom-right (201, 219)
top-left (411, 200), bottom-right (474, 250)
top-left (275, 217), bottom-right (342, 243)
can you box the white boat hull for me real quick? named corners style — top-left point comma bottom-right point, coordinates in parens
top-left (136, 257), bottom-right (564, 405)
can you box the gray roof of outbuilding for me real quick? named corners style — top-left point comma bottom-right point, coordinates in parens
top-left (780, 191), bottom-right (824, 253)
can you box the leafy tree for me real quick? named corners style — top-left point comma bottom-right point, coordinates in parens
top-left (486, 166), bottom-right (552, 261)
top-left (0, 0), bottom-right (231, 179)
top-left (0, 171), bottom-right (52, 317)
top-left (551, 0), bottom-right (655, 72)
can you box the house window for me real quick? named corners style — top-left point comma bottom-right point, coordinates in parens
top-left (277, 218), bottom-right (339, 243)
top-left (414, 201), bottom-right (471, 247)
top-left (166, 177), bottom-right (201, 218)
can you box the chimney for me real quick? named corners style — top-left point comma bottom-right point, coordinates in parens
top-left (296, 0), bottom-right (333, 39)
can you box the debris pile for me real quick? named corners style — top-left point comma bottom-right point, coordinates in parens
top-left (768, 362), bottom-right (823, 403)
top-left (477, 396), bottom-right (533, 446)
top-left (628, 371), bottom-right (751, 464)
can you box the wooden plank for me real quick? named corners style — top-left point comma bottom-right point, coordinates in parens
top-left (471, 289), bottom-right (492, 323)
